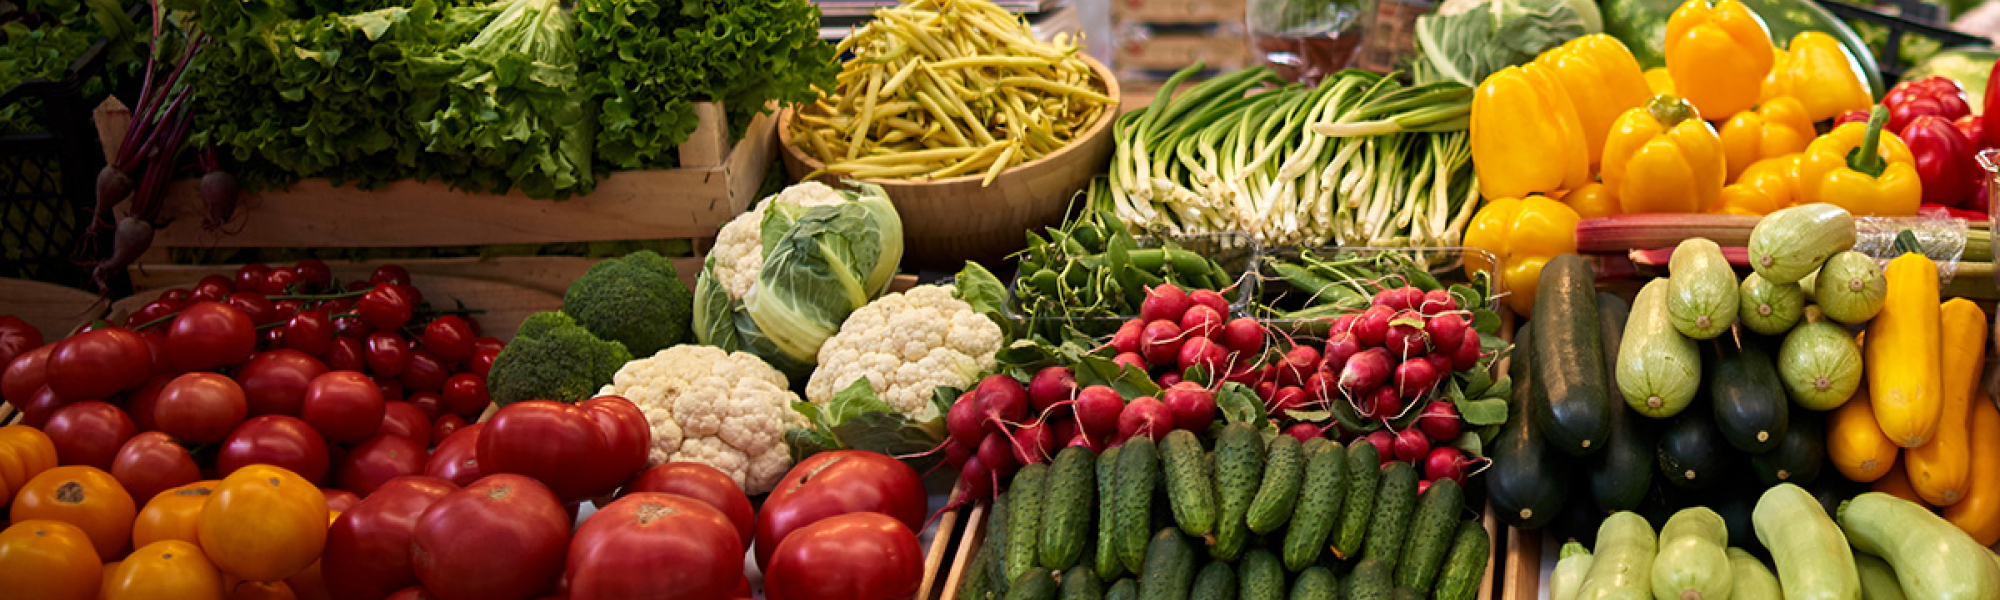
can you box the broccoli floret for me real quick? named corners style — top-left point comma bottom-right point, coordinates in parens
top-left (561, 250), bottom-right (694, 357)
top-left (488, 311), bottom-right (633, 406)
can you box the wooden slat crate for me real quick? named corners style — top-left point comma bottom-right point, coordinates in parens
top-left (0, 277), bottom-right (106, 341)
top-left (1116, 26), bottom-right (1254, 73)
top-left (1114, 0), bottom-right (1247, 25)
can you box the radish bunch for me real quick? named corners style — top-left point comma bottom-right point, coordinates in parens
top-left (1108, 284), bottom-right (1268, 389)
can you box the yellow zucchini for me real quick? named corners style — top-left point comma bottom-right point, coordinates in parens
top-left (1944, 394), bottom-right (2000, 546)
top-left (1870, 456), bottom-right (1926, 507)
top-left (1905, 299), bottom-right (1984, 506)
top-left (1828, 389), bottom-right (1898, 484)
top-left (1863, 252), bottom-right (1942, 448)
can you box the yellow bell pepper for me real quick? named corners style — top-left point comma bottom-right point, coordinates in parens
top-left (1715, 153), bottom-right (1800, 215)
top-left (1462, 195), bottom-right (1582, 316)
top-left (1763, 32), bottom-right (1875, 122)
top-left (1760, 47), bottom-right (1790, 103)
top-left (1534, 34), bottom-right (1653, 167)
top-left (1664, 0), bottom-right (1776, 119)
top-left (1797, 106), bottom-right (1922, 216)
top-left (1645, 67), bottom-right (1676, 96)
top-left (1602, 94), bottom-right (1728, 214)
top-left (1719, 96), bottom-right (1814, 182)
top-left (1471, 63), bottom-right (1592, 200)
top-left (1558, 182), bottom-right (1621, 219)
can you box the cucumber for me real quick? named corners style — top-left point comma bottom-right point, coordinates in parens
top-left (1363, 461), bottom-right (1421, 569)
top-left (960, 542), bottom-right (996, 600)
top-left (1007, 568), bottom-right (1061, 600)
top-left (1618, 278), bottom-right (1702, 418)
top-left (1752, 408), bottom-right (1825, 486)
top-left (1551, 541), bottom-right (1594, 600)
top-left (1282, 440), bottom-right (1348, 571)
top-left (1062, 565), bottom-right (1104, 600)
top-left (1008, 463), bottom-right (1052, 583)
top-left (1489, 322), bottom-right (1568, 529)
top-left (1389, 588), bottom-right (1422, 600)
top-left (1748, 203), bottom-right (1857, 284)
top-left (1106, 578), bottom-right (1138, 600)
top-left (1161, 430), bottom-right (1217, 538)
top-left (1650, 507), bottom-right (1734, 600)
top-left (1094, 445), bottom-right (1125, 581)
top-left (1394, 477), bottom-right (1464, 593)
top-left (1709, 340), bottom-right (1790, 454)
top-left (1853, 553), bottom-right (1907, 600)
top-left (1657, 397), bottom-right (1732, 490)
top-left (1041, 445), bottom-right (1097, 571)
top-left (1290, 566), bottom-right (1337, 600)
top-left (1344, 557), bottom-right (1393, 600)
top-left (1753, 483), bottom-right (1859, 600)
top-left (1138, 529), bottom-right (1196, 600)
top-left (1777, 316), bottom-right (1864, 411)
top-left (1533, 254), bottom-right (1613, 455)
top-left (1592, 292), bottom-right (1654, 513)
top-left (990, 490), bottom-right (1014, 596)
top-left (1728, 548), bottom-right (1783, 600)
top-left (1247, 434), bottom-right (1305, 534)
top-left (1212, 423), bottom-right (1265, 562)
top-left (1238, 549), bottom-right (1284, 600)
top-left (1113, 437), bottom-right (1158, 575)
top-left (1667, 237), bottom-right (1739, 340)
top-left (1434, 520), bottom-right (1492, 600)
top-left (1574, 512), bottom-right (1658, 600)
top-left (1813, 251), bottom-right (1886, 325)
top-left (1332, 438), bottom-right (1383, 559)
top-left (1192, 562), bottom-right (1238, 600)
top-left (1738, 272), bottom-right (1805, 335)
top-left (1837, 492), bottom-right (2000, 600)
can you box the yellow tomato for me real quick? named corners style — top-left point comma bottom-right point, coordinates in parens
top-left (103, 540), bottom-right (225, 600)
top-left (0, 519), bottom-right (102, 600)
top-left (285, 559), bottom-right (331, 600)
top-left (11, 465), bottom-right (136, 560)
top-left (135, 480), bottom-right (220, 548)
top-left (226, 576), bottom-right (299, 600)
top-left (0, 425), bottom-right (58, 506)
top-left (198, 465), bottom-right (328, 582)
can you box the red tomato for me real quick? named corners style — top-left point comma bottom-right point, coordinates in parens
top-left (399, 350), bottom-right (449, 393)
top-left (43, 401), bottom-right (137, 469)
top-left (293, 260), bottom-right (332, 291)
top-left (325, 337), bottom-right (365, 372)
top-left (424, 424), bottom-right (482, 487)
top-left (216, 416), bottom-right (331, 484)
top-left (765, 512), bottom-right (924, 600)
top-left (155, 373), bottom-right (249, 444)
top-left (411, 474), bottom-right (569, 600)
top-left (430, 415), bottom-right (466, 445)
top-left (418, 317), bottom-right (474, 363)
top-left (0, 314), bottom-right (44, 368)
top-left (369, 266), bottom-right (412, 288)
top-left (406, 392), bottom-right (445, 420)
top-left (470, 337), bottom-right (503, 356)
top-left (137, 330), bottom-right (170, 376)
top-left (17, 385), bottom-right (72, 428)
top-left (323, 476), bottom-right (456, 600)
top-left (273, 300), bottom-right (306, 323)
top-left (233, 266), bottom-right (269, 293)
top-left (375, 378), bottom-right (404, 404)
top-left (124, 375), bottom-right (172, 431)
top-left (166, 302), bottom-right (257, 373)
top-left (301, 371), bottom-right (385, 445)
top-left (125, 300), bottom-right (179, 330)
top-left (262, 327), bottom-right (288, 349)
top-left (378, 402), bottom-right (433, 448)
top-left (622, 463), bottom-right (755, 546)
top-left (227, 292), bottom-right (279, 327)
top-left (754, 451), bottom-right (927, 571)
top-left (332, 315), bottom-right (372, 340)
top-left (194, 276), bottom-right (234, 303)
top-left (284, 311), bottom-right (334, 358)
top-left (261, 268), bottom-right (301, 296)
top-left (323, 489), bottom-right (360, 514)
top-left (363, 332), bottom-right (411, 378)
top-left (335, 434), bottom-right (427, 498)
top-left (567, 493), bottom-right (742, 600)
top-left (477, 397), bottom-right (649, 503)
top-left (46, 327), bottom-right (151, 401)
top-left (438, 374), bottom-right (488, 418)
top-left (469, 348), bottom-right (498, 379)
top-left (356, 286), bottom-right (415, 332)
top-left (110, 432), bottom-right (201, 504)
top-left (238, 350), bottom-right (329, 417)
top-left (2, 344), bottom-right (52, 407)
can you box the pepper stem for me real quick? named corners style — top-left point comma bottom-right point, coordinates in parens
top-left (1644, 94), bottom-right (1698, 127)
top-left (1846, 105), bottom-right (1891, 178)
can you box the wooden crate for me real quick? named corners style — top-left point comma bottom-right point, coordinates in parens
top-left (1115, 27), bottom-right (1254, 73)
top-left (1114, 0), bottom-right (1247, 25)
top-left (0, 277), bottom-right (106, 341)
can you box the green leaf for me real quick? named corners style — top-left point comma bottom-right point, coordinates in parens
top-left (1455, 397), bottom-right (1509, 426)
top-left (954, 261), bottom-right (1014, 339)
top-left (1458, 368), bottom-right (1494, 399)
top-left (1485, 375), bottom-right (1513, 401)
top-left (1450, 431), bottom-right (1484, 458)
top-left (1217, 382), bottom-right (1267, 427)
top-left (788, 380), bottom-right (946, 470)
top-left (1471, 308), bottom-right (1502, 336)
top-left (784, 427), bottom-right (840, 463)
top-left (1073, 352), bottom-right (1162, 399)
top-left (1285, 409), bottom-right (1332, 423)
top-left (1444, 377), bottom-right (1467, 403)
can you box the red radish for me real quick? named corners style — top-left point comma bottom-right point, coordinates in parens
top-left (1418, 480), bottom-right (1432, 495)
top-left (974, 374), bottom-right (1030, 432)
top-left (978, 432), bottom-right (1020, 478)
top-left (1111, 319), bottom-right (1145, 354)
top-left (1159, 372), bottom-right (1183, 387)
top-left (1364, 430), bottom-right (1396, 461)
top-left (1385, 310), bottom-right (1431, 357)
top-left (1425, 353), bottom-right (1454, 378)
top-left (1219, 318), bottom-right (1264, 355)
top-left (1283, 422), bottom-right (1327, 444)
top-left (1375, 286), bottom-right (1425, 312)
top-left (1420, 289), bottom-right (1459, 315)
top-left (1179, 305), bottom-right (1224, 338)
top-left (1424, 446), bottom-right (1482, 486)
top-left (1393, 427), bottom-right (1432, 463)
top-left (1161, 382), bottom-right (1216, 434)
top-left (1393, 358), bottom-right (1442, 400)
top-left (1339, 348), bottom-right (1394, 392)
top-left (1270, 386), bottom-right (1308, 413)
top-left (1116, 396), bottom-right (1173, 443)
top-left (1276, 345), bottom-right (1320, 388)
top-left (1012, 419), bottom-right (1057, 465)
top-left (1113, 352), bottom-right (1146, 371)
top-left (1188, 289), bottom-right (1230, 317)
top-left (1451, 331), bottom-right (1483, 371)
top-left (1140, 284), bottom-right (1192, 323)
top-left (1066, 429), bottom-right (1104, 453)
top-left (1028, 366), bottom-right (1078, 414)
top-left (1177, 336), bottom-right (1229, 374)
top-left (1255, 381), bottom-right (1279, 404)
top-left (1139, 320), bottom-right (1185, 366)
top-left (1303, 372), bottom-right (1337, 404)
top-left (1417, 402), bottom-right (1463, 442)
top-left (1322, 332), bottom-right (1362, 375)
top-left (1352, 305), bottom-right (1395, 347)
top-left (1052, 419), bottom-right (1079, 450)
top-left (1425, 313), bottom-right (1469, 357)
top-left (1073, 385), bottom-right (1125, 437)
top-left (1328, 312), bottom-right (1359, 336)
top-left (944, 436), bottom-right (975, 467)
top-left (1368, 385), bottom-right (1403, 420)
top-left (946, 398), bottom-right (984, 446)
top-left (955, 455), bottom-right (993, 504)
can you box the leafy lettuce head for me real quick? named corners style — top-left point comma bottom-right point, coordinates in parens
top-left (1412, 0), bottom-right (1601, 85)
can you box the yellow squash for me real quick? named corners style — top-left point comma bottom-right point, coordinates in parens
top-left (1864, 251), bottom-right (1943, 448)
top-left (1829, 388), bottom-right (1899, 483)
top-left (1871, 456), bottom-right (1927, 507)
top-left (1945, 395), bottom-right (2000, 546)
top-left (1906, 298), bottom-right (1985, 506)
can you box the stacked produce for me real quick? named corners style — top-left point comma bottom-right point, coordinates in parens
top-left (0, 0), bottom-right (142, 133)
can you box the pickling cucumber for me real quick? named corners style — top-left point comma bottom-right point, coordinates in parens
top-left (1247, 435), bottom-right (1304, 534)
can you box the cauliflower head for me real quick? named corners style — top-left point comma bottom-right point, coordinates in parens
top-left (806, 284), bottom-right (1004, 422)
top-left (706, 181), bottom-right (850, 300)
top-left (599, 345), bottom-right (808, 494)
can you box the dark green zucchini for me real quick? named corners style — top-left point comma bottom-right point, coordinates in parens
top-left (1708, 340), bottom-right (1790, 454)
top-left (1752, 407), bottom-right (1825, 487)
top-left (1531, 254), bottom-right (1612, 456)
top-left (1702, 470), bottom-right (1766, 557)
top-left (1656, 396), bottom-right (1733, 491)
top-left (1589, 292), bottom-right (1653, 513)
top-left (1487, 323), bottom-right (1568, 529)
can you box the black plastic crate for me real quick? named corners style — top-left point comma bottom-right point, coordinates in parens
top-left (0, 28), bottom-right (117, 290)
top-left (1819, 0), bottom-right (1992, 84)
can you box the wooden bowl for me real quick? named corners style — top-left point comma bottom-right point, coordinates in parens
top-left (778, 54), bottom-right (1120, 266)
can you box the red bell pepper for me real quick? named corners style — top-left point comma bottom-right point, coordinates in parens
top-left (1956, 114), bottom-right (1988, 150)
top-left (1835, 109), bottom-right (1872, 128)
top-left (1902, 114), bottom-right (1978, 207)
top-left (1883, 76), bottom-right (1972, 133)
top-left (1985, 58), bottom-right (2000, 149)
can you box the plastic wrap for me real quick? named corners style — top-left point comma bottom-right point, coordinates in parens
top-left (1855, 213), bottom-right (1969, 283)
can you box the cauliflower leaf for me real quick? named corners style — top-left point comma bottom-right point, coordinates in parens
top-left (786, 378), bottom-right (952, 470)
